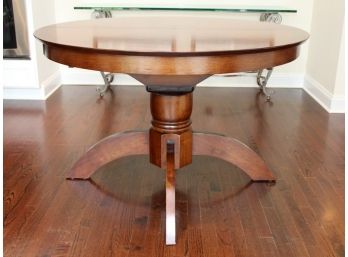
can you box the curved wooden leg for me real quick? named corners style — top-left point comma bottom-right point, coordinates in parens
top-left (67, 131), bottom-right (149, 179)
top-left (165, 140), bottom-right (176, 245)
top-left (192, 133), bottom-right (275, 181)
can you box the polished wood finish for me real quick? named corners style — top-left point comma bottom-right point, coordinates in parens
top-left (68, 130), bottom-right (274, 181)
top-left (67, 131), bottom-right (149, 179)
top-left (34, 17), bottom-right (308, 76)
top-left (4, 86), bottom-right (344, 256)
top-left (193, 133), bottom-right (275, 181)
top-left (41, 43), bottom-right (301, 76)
top-left (34, 17), bottom-right (308, 55)
top-left (68, 89), bottom-right (274, 181)
top-left (150, 92), bottom-right (193, 169)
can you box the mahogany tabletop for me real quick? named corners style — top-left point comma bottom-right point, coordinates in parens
top-left (34, 15), bottom-right (309, 78)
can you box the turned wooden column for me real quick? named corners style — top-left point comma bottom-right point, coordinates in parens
top-left (149, 91), bottom-right (193, 170)
top-left (148, 88), bottom-right (194, 245)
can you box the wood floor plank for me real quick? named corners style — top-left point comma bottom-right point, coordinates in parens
top-left (259, 237), bottom-right (280, 257)
top-left (4, 86), bottom-right (344, 257)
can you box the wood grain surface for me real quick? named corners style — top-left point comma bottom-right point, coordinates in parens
top-left (34, 16), bottom-right (308, 76)
top-left (3, 86), bottom-right (344, 257)
top-left (67, 131), bottom-right (149, 179)
top-left (192, 133), bottom-right (275, 181)
top-left (34, 17), bottom-right (308, 55)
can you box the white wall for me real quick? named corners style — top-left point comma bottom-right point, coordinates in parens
top-left (304, 0), bottom-right (345, 112)
top-left (32, 0), bottom-right (60, 85)
top-left (3, 0), bottom-right (39, 90)
top-left (306, 0), bottom-right (344, 94)
top-left (334, 25), bottom-right (345, 97)
top-left (3, 0), bottom-right (61, 100)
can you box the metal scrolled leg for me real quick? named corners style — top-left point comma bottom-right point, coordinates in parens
top-left (97, 72), bottom-right (114, 97)
top-left (92, 9), bottom-right (114, 97)
top-left (91, 9), bottom-right (112, 19)
top-left (260, 13), bottom-right (282, 24)
top-left (257, 12), bottom-right (282, 100)
top-left (257, 68), bottom-right (274, 101)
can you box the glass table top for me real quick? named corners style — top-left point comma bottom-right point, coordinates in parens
top-left (74, 5), bottom-right (297, 13)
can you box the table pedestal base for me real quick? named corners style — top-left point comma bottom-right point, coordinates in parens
top-left (67, 89), bottom-right (275, 245)
top-left (67, 131), bottom-right (274, 182)
top-left (67, 131), bottom-right (275, 244)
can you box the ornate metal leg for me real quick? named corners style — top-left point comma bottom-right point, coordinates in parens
top-left (260, 13), bottom-right (282, 23)
top-left (257, 68), bottom-right (274, 101)
top-left (257, 13), bottom-right (282, 100)
top-left (97, 72), bottom-right (114, 97)
top-left (91, 9), bottom-right (112, 19)
top-left (92, 10), bottom-right (114, 97)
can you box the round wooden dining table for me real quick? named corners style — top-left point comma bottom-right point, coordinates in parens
top-left (34, 15), bottom-right (309, 245)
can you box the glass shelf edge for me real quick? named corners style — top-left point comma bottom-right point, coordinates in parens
top-left (73, 6), bottom-right (297, 13)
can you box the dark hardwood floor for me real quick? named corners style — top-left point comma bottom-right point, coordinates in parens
top-left (3, 85), bottom-right (344, 257)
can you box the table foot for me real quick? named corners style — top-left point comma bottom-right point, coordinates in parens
top-left (67, 131), bottom-right (149, 179)
top-left (165, 140), bottom-right (176, 245)
top-left (97, 72), bottom-right (114, 97)
top-left (192, 133), bottom-right (275, 181)
top-left (257, 68), bottom-right (274, 101)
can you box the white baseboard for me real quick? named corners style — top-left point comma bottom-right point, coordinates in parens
top-left (330, 96), bottom-right (346, 113)
top-left (303, 75), bottom-right (345, 113)
top-left (3, 71), bottom-right (61, 100)
top-left (60, 67), bottom-right (304, 88)
top-left (41, 71), bottom-right (62, 99)
top-left (5, 68), bottom-right (345, 114)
